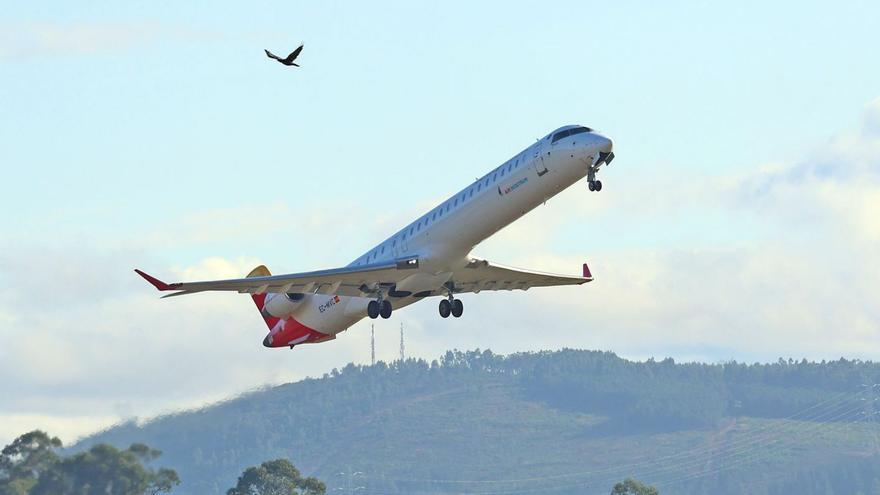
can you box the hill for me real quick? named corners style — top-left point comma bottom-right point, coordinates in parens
top-left (77, 349), bottom-right (880, 494)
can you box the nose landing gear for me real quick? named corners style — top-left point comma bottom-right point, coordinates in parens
top-left (587, 152), bottom-right (612, 192)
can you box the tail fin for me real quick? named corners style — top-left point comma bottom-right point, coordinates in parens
top-left (247, 265), bottom-right (278, 330)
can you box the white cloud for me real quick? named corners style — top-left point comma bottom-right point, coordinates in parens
top-left (0, 23), bottom-right (223, 59)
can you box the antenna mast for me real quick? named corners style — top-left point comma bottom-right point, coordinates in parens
top-left (399, 322), bottom-right (405, 362)
top-left (370, 324), bottom-right (376, 366)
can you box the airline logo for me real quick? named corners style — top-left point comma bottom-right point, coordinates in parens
top-left (498, 177), bottom-right (528, 196)
top-left (318, 295), bottom-right (342, 313)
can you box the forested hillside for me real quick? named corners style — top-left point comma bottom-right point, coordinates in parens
top-left (77, 349), bottom-right (880, 494)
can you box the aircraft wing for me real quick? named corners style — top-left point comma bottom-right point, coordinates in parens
top-left (135, 258), bottom-right (421, 298)
top-left (450, 258), bottom-right (593, 294)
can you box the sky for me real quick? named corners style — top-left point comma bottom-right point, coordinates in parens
top-left (1, 0), bottom-right (880, 446)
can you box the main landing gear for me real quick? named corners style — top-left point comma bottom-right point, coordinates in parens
top-left (439, 297), bottom-right (463, 318)
top-left (368, 299), bottom-right (392, 319)
top-left (588, 180), bottom-right (602, 192)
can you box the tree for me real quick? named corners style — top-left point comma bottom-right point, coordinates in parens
top-left (29, 442), bottom-right (179, 495)
top-left (0, 430), bottom-right (62, 495)
top-left (611, 478), bottom-right (659, 495)
top-left (227, 459), bottom-right (325, 495)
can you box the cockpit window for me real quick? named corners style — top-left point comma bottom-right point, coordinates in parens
top-left (551, 126), bottom-right (592, 143)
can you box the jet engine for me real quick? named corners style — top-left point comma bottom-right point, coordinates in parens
top-left (262, 293), bottom-right (306, 319)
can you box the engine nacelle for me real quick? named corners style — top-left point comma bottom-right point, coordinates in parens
top-left (262, 293), bottom-right (306, 319)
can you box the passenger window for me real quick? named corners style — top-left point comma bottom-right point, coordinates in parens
top-left (477, 183), bottom-right (481, 192)
top-left (454, 198), bottom-right (458, 206)
top-left (493, 172), bottom-right (497, 182)
top-left (381, 246), bottom-right (385, 254)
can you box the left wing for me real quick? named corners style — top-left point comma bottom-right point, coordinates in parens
top-left (135, 258), bottom-right (421, 298)
top-left (450, 258), bottom-right (593, 294)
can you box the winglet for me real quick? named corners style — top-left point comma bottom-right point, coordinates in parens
top-left (134, 269), bottom-right (182, 291)
top-left (582, 263), bottom-right (592, 279)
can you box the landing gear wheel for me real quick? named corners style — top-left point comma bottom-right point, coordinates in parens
top-left (380, 300), bottom-right (392, 319)
top-left (594, 180), bottom-right (602, 191)
top-left (588, 181), bottom-right (595, 192)
top-left (451, 299), bottom-right (464, 318)
top-left (439, 299), bottom-right (452, 318)
top-left (367, 300), bottom-right (380, 319)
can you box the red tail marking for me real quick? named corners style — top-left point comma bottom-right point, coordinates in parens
top-left (582, 263), bottom-right (592, 279)
top-left (251, 292), bottom-right (330, 348)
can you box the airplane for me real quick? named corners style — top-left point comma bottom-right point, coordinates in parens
top-left (136, 125), bottom-right (614, 349)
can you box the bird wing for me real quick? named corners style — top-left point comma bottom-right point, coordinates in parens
top-left (265, 49), bottom-right (282, 61)
top-left (286, 44), bottom-right (304, 62)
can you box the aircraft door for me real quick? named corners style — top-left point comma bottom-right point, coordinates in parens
top-left (533, 143), bottom-right (549, 177)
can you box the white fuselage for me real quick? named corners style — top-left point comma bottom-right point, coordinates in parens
top-left (278, 126), bottom-right (613, 338)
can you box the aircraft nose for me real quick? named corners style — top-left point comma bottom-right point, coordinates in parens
top-left (596, 135), bottom-right (613, 153)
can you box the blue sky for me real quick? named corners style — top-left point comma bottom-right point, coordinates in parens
top-left (1, 1), bottom-right (879, 444)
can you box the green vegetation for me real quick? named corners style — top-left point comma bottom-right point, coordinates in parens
top-left (227, 459), bottom-right (324, 495)
top-left (611, 478), bottom-right (658, 495)
top-left (0, 431), bottom-right (178, 495)
top-left (75, 349), bottom-right (880, 494)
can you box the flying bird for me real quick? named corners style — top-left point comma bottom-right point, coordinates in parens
top-left (265, 44), bottom-right (304, 67)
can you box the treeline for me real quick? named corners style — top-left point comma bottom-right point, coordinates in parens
top-left (0, 431), bottom-right (179, 495)
top-left (0, 431), bottom-right (325, 495)
top-left (316, 349), bottom-right (880, 429)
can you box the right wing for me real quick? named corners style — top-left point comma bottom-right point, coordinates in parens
top-left (135, 258), bottom-right (421, 298)
top-left (449, 257), bottom-right (593, 294)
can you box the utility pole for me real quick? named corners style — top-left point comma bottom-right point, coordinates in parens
top-left (399, 322), bottom-right (405, 362)
top-left (370, 324), bottom-right (375, 366)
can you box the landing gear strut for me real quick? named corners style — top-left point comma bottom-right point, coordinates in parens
top-left (439, 286), bottom-right (464, 318)
top-left (368, 299), bottom-right (393, 319)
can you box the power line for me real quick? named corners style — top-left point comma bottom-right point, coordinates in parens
top-left (356, 387), bottom-right (874, 493)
